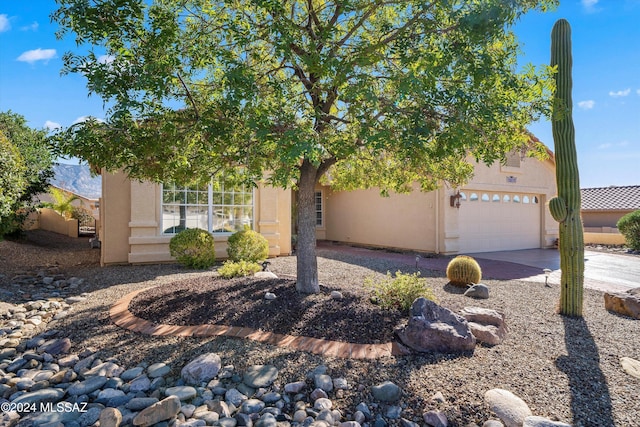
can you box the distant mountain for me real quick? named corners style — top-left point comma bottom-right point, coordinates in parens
top-left (51, 164), bottom-right (102, 199)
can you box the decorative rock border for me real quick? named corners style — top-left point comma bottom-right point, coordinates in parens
top-left (110, 288), bottom-right (406, 359)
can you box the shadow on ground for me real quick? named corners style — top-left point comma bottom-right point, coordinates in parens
top-left (556, 316), bottom-right (614, 425)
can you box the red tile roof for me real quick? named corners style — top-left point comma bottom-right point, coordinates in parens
top-left (581, 185), bottom-right (640, 211)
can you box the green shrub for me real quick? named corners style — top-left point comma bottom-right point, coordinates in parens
top-left (226, 226), bottom-right (269, 262)
top-left (169, 228), bottom-right (216, 269)
top-left (617, 210), bottom-right (640, 250)
top-left (446, 255), bottom-right (482, 287)
top-left (364, 271), bottom-right (437, 312)
top-left (218, 260), bottom-right (262, 278)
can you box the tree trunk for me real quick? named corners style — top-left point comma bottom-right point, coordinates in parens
top-left (296, 159), bottom-right (320, 293)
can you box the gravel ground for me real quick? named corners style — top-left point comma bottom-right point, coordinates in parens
top-left (128, 276), bottom-right (407, 343)
top-left (1, 230), bottom-right (639, 426)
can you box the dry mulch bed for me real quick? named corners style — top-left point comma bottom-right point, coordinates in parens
top-left (128, 276), bottom-right (406, 343)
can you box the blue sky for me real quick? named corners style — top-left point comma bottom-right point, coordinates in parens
top-left (1, 0), bottom-right (638, 188)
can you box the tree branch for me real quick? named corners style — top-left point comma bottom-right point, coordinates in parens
top-left (327, 1), bottom-right (387, 59)
top-left (176, 73), bottom-right (200, 120)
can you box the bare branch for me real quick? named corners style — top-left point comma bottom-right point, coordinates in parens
top-left (176, 73), bottom-right (200, 120)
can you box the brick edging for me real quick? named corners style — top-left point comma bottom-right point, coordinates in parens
top-left (110, 288), bottom-right (406, 359)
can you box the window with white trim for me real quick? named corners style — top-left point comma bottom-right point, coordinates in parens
top-left (315, 191), bottom-right (323, 227)
top-left (161, 181), bottom-right (254, 235)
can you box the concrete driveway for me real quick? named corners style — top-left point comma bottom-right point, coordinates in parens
top-left (474, 249), bottom-right (639, 293)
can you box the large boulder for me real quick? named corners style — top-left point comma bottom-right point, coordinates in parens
top-left (604, 288), bottom-right (640, 319)
top-left (460, 307), bottom-right (507, 346)
top-left (395, 298), bottom-right (476, 353)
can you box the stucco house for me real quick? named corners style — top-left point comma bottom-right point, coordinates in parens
top-left (315, 150), bottom-right (558, 255)
top-left (98, 147), bottom-right (558, 266)
top-left (581, 185), bottom-right (640, 245)
top-left (581, 185), bottom-right (640, 230)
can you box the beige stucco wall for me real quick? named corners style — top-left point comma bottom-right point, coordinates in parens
top-left (100, 171), bottom-right (291, 265)
top-left (100, 171), bottom-right (132, 265)
top-left (38, 208), bottom-right (79, 238)
top-left (321, 154), bottom-right (558, 255)
top-left (322, 183), bottom-right (440, 253)
top-left (582, 210), bottom-right (632, 229)
top-left (583, 231), bottom-right (626, 245)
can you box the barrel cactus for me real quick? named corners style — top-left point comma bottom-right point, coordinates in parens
top-left (549, 19), bottom-right (584, 316)
top-left (446, 255), bottom-right (482, 287)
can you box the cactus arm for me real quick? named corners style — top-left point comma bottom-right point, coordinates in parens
top-left (550, 19), bottom-right (585, 316)
top-left (548, 196), bottom-right (568, 223)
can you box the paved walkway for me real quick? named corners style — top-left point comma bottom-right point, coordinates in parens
top-left (318, 242), bottom-right (637, 294)
top-left (472, 248), bottom-right (638, 293)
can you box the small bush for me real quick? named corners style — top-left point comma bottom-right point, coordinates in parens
top-left (617, 210), bottom-right (640, 250)
top-left (226, 227), bottom-right (269, 262)
top-left (446, 255), bottom-right (482, 287)
top-left (71, 206), bottom-right (94, 223)
top-left (218, 260), bottom-right (262, 278)
top-left (169, 228), bottom-right (216, 269)
top-left (364, 271), bottom-right (437, 312)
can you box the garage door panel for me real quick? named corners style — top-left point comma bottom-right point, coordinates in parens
top-left (458, 192), bottom-right (541, 253)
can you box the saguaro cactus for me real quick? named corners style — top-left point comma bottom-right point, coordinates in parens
top-left (549, 19), bottom-right (584, 316)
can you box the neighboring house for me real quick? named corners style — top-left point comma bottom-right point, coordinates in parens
top-left (581, 185), bottom-right (640, 230)
top-left (37, 186), bottom-right (100, 220)
top-left (25, 186), bottom-right (100, 238)
top-left (99, 146), bottom-right (558, 265)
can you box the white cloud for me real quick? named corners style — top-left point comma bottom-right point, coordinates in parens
top-left (20, 21), bottom-right (39, 31)
top-left (98, 54), bottom-right (115, 64)
top-left (16, 48), bottom-right (57, 64)
top-left (609, 88), bottom-right (631, 97)
top-left (72, 116), bottom-right (105, 125)
top-left (577, 100), bottom-right (595, 110)
top-left (44, 120), bottom-right (61, 131)
top-left (0, 14), bottom-right (10, 32)
top-left (637, 89), bottom-right (640, 96)
top-left (598, 140), bottom-right (630, 150)
top-left (582, 0), bottom-right (600, 12)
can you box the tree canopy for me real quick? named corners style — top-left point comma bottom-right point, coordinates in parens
top-left (52, 0), bottom-right (557, 292)
top-left (0, 131), bottom-right (27, 220)
top-left (0, 111), bottom-right (55, 237)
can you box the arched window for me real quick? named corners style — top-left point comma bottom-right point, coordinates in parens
top-left (533, 196), bottom-right (539, 204)
top-left (523, 195), bottom-right (530, 204)
top-left (513, 195), bottom-right (521, 203)
top-left (470, 193), bottom-right (479, 201)
top-left (481, 193), bottom-right (490, 202)
top-left (503, 194), bottom-right (511, 203)
top-left (492, 194), bottom-right (500, 202)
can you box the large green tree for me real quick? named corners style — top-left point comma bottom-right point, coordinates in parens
top-left (52, 0), bottom-right (556, 293)
top-left (0, 131), bottom-right (27, 221)
top-left (0, 111), bottom-right (55, 237)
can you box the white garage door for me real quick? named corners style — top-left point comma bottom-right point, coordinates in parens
top-left (457, 191), bottom-right (541, 253)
